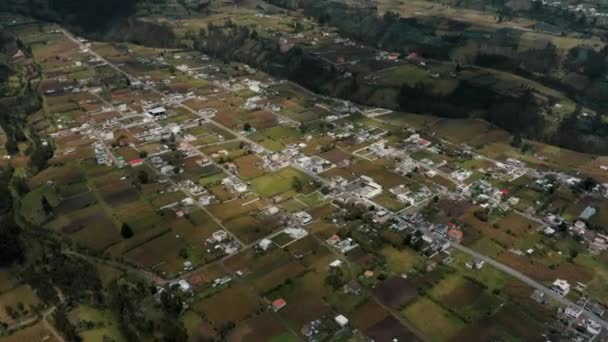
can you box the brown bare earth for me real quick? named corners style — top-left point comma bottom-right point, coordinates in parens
top-left (372, 277), bottom-right (418, 309)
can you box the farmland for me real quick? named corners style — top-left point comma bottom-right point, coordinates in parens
top-left (2, 1), bottom-right (608, 341)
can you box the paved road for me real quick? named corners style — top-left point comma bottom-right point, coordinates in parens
top-left (452, 243), bottom-right (608, 328)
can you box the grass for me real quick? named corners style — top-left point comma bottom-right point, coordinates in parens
top-left (270, 333), bottom-right (300, 342)
top-left (251, 167), bottom-right (313, 198)
top-left (402, 297), bottom-right (464, 342)
top-left (0, 285), bottom-right (41, 322)
top-left (380, 246), bottom-right (422, 276)
top-left (69, 305), bottom-right (124, 342)
top-left (296, 191), bottom-right (325, 207)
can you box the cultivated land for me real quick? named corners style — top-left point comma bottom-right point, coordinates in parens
top-left (1, 0), bottom-right (608, 341)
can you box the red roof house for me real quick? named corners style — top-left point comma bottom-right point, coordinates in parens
top-left (272, 298), bottom-right (287, 311)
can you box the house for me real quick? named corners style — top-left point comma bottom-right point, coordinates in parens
top-left (129, 158), bottom-right (145, 167)
top-left (272, 298), bottom-right (287, 311)
top-left (212, 230), bottom-right (228, 243)
top-left (177, 279), bottom-right (192, 293)
top-left (564, 305), bottom-right (583, 319)
top-left (357, 175), bottom-right (383, 199)
top-left (335, 314), bottom-right (349, 328)
top-left (148, 106), bottom-right (166, 117)
top-left (543, 226), bottom-right (556, 236)
top-left (258, 238), bottom-right (273, 251)
top-left (531, 289), bottom-right (546, 304)
top-left (570, 220), bottom-right (587, 235)
top-left (294, 211), bottom-right (313, 225)
top-left (579, 206), bottom-right (597, 221)
top-left (552, 279), bottom-right (571, 296)
top-left (344, 280), bottom-right (362, 295)
top-left (447, 228), bottom-right (463, 243)
top-left (329, 259), bottom-right (343, 268)
top-left (234, 182), bottom-right (248, 193)
top-left (264, 205), bottom-right (280, 215)
top-left (160, 165), bottom-right (175, 175)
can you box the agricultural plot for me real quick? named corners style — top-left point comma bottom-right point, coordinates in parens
top-left (68, 305), bottom-right (124, 342)
top-left (194, 285), bottom-right (261, 328)
top-left (251, 167), bottom-right (315, 198)
top-left (402, 297), bottom-right (465, 341)
top-left (0, 285), bottom-right (41, 323)
top-left (1, 322), bottom-right (60, 342)
top-left (228, 312), bottom-right (296, 342)
top-left (429, 274), bottom-right (503, 323)
top-left (125, 231), bottom-right (187, 276)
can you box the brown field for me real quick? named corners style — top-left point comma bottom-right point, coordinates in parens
top-left (224, 215), bottom-right (279, 244)
top-left (0, 285), bottom-right (41, 322)
top-left (225, 248), bottom-right (290, 275)
top-left (350, 299), bottom-right (389, 331)
top-left (234, 154), bottom-right (265, 179)
top-left (372, 277), bottom-right (418, 310)
top-left (2, 322), bottom-right (59, 342)
top-left (114, 201), bottom-right (165, 233)
top-left (207, 198), bottom-right (264, 221)
top-left (195, 285), bottom-right (261, 328)
top-left (99, 182), bottom-right (140, 208)
top-left (344, 159), bottom-right (411, 188)
top-left (497, 252), bottom-right (593, 284)
top-left (307, 203), bottom-right (337, 221)
top-left (459, 209), bottom-right (537, 249)
top-left (365, 315), bottom-right (419, 342)
top-left (228, 312), bottom-right (293, 342)
top-left (280, 290), bottom-right (332, 329)
top-left (253, 260), bottom-right (306, 293)
top-left (124, 232), bottom-right (184, 272)
top-left (450, 303), bottom-right (546, 342)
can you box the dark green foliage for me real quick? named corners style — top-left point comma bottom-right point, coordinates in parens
top-left (121, 223), bottom-right (134, 239)
top-left (53, 309), bottom-right (82, 342)
top-left (0, 216), bottom-right (23, 266)
top-left (25, 252), bottom-right (102, 305)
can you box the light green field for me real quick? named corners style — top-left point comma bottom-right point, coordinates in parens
top-left (251, 167), bottom-right (312, 198)
top-left (402, 297), bottom-right (465, 342)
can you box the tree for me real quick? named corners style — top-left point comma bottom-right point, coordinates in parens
top-left (292, 176), bottom-right (303, 192)
top-left (121, 223), bottom-right (134, 239)
top-left (54, 309), bottom-right (82, 342)
top-left (137, 170), bottom-right (150, 184)
top-left (41, 196), bottom-right (53, 217)
top-left (243, 122), bottom-right (252, 131)
top-left (325, 266), bottom-right (345, 290)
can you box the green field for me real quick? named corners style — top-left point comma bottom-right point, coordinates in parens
top-left (251, 167), bottom-right (313, 198)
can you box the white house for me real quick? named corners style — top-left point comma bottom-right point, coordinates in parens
top-left (552, 279), bottom-right (571, 296)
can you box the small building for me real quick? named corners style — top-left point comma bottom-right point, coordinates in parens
top-left (552, 279), bottom-right (571, 297)
top-left (129, 158), bottom-right (145, 167)
top-left (564, 305), bottom-right (583, 319)
top-left (234, 183), bottom-right (248, 193)
top-left (272, 298), bottom-right (287, 311)
top-left (148, 106), bottom-right (166, 117)
top-left (447, 228), bottom-right (463, 243)
top-left (579, 206), bottom-right (597, 221)
top-left (334, 314), bottom-right (349, 328)
top-left (329, 259), bottom-right (343, 268)
top-left (259, 238), bottom-right (273, 251)
top-left (212, 230), bottom-right (228, 243)
top-left (294, 211), bottom-right (313, 225)
top-left (177, 279), bottom-right (191, 293)
top-left (264, 205), bottom-right (280, 215)
top-left (344, 280), bottom-right (362, 295)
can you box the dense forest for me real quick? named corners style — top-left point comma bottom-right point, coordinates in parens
top-left (0, 0), bottom-right (179, 47)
